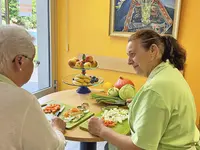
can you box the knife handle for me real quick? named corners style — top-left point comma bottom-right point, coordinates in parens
top-left (56, 112), bottom-right (61, 117)
top-left (41, 103), bottom-right (47, 107)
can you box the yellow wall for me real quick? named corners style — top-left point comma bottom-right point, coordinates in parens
top-left (57, 0), bottom-right (200, 121)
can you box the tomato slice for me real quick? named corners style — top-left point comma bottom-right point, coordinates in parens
top-left (52, 110), bottom-right (57, 113)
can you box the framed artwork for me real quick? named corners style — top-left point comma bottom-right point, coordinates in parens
top-left (109, 0), bottom-right (182, 38)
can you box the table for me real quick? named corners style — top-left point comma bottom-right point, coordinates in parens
top-left (38, 89), bottom-right (105, 150)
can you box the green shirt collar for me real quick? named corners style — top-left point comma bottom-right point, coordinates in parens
top-left (148, 61), bottom-right (172, 81)
top-left (0, 74), bottom-right (17, 86)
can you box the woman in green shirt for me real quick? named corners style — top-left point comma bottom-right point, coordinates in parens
top-left (88, 29), bottom-right (200, 150)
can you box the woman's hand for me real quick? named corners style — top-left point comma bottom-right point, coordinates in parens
top-left (51, 117), bottom-right (66, 134)
top-left (88, 117), bottom-right (105, 137)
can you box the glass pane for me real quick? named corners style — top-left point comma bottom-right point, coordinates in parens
top-left (1, 0), bottom-right (6, 24)
top-left (8, 0), bottom-right (50, 93)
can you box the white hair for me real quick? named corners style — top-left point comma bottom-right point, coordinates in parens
top-left (0, 25), bottom-right (35, 72)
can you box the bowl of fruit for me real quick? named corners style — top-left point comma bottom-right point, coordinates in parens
top-left (64, 54), bottom-right (103, 94)
top-left (68, 54), bottom-right (98, 70)
top-left (63, 74), bottom-right (103, 87)
top-left (62, 74), bottom-right (104, 94)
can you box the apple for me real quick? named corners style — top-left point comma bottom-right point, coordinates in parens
top-left (80, 61), bottom-right (85, 68)
top-left (80, 59), bottom-right (86, 64)
top-left (68, 59), bottom-right (77, 68)
top-left (72, 57), bottom-right (79, 62)
top-left (79, 60), bottom-right (85, 67)
top-left (84, 62), bottom-right (92, 68)
top-left (91, 60), bottom-right (98, 68)
top-left (85, 56), bottom-right (93, 63)
top-left (75, 61), bottom-right (82, 68)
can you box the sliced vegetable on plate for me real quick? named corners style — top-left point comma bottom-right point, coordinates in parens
top-left (100, 107), bottom-right (129, 127)
top-left (79, 106), bottom-right (130, 135)
top-left (43, 104), bottom-right (61, 114)
top-left (62, 103), bottom-right (90, 123)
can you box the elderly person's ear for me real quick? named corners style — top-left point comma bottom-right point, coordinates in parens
top-left (17, 56), bottom-right (23, 65)
top-left (14, 55), bottom-right (25, 71)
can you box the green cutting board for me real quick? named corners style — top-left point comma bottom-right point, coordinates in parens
top-left (43, 100), bottom-right (94, 129)
top-left (79, 109), bottom-right (130, 135)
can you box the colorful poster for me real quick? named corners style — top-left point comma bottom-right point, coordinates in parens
top-left (109, 0), bottom-right (181, 38)
top-left (19, 0), bottom-right (32, 17)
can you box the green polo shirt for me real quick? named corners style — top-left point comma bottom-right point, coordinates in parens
top-left (129, 62), bottom-right (200, 150)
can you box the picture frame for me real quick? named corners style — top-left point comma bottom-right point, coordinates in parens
top-left (109, 0), bottom-right (182, 38)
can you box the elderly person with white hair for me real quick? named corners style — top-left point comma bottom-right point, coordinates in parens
top-left (0, 25), bottom-right (66, 150)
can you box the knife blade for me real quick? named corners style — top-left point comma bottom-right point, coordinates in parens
top-left (55, 106), bottom-right (65, 117)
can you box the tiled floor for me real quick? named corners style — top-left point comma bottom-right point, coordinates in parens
top-left (65, 141), bottom-right (107, 150)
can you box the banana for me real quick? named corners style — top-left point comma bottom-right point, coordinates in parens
top-left (74, 77), bottom-right (84, 83)
top-left (75, 74), bottom-right (85, 79)
top-left (73, 74), bottom-right (92, 87)
top-left (83, 75), bottom-right (91, 80)
top-left (82, 82), bottom-right (88, 86)
top-left (72, 80), bottom-right (82, 86)
top-left (75, 74), bottom-right (91, 79)
top-left (84, 78), bottom-right (91, 83)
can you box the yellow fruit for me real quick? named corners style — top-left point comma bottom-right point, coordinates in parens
top-left (82, 82), bottom-right (88, 86)
top-left (75, 74), bottom-right (91, 80)
top-left (102, 82), bottom-right (113, 92)
top-left (84, 62), bottom-right (92, 68)
top-left (74, 77), bottom-right (84, 83)
top-left (84, 75), bottom-right (91, 80)
top-left (75, 74), bottom-right (85, 79)
top-left (84, 78), bottom-right (90, 83)
top-left (73, 80), bottom-right (82, 86)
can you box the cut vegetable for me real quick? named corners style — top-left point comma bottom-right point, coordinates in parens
top-left (100, 107), bottom-right (128, 127)
top-left (63, 104), bottom-right (90, 123)
top-left (43, 104), bottom-right (60, 114)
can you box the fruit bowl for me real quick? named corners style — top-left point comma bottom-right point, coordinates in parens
top-left (62, 74), bottom-right (104, 87)
top-left (68, 54), bottom-right (98, 69)
top-left (62, 74), bottom-right (104, 94)
top-left (65, 54), bottom-right (103, 94)
top-left (70, 66), bottom-right (99, 70)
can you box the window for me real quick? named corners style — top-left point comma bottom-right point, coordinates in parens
top-left (0, 0), bottom-right (57, 98)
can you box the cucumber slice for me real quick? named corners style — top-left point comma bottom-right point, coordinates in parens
top-left (83, 109), bottom-right (90, 114)
top-left (64, 116), bottom-right (75, 122)
top-left (72, 114), bottom-right (84, 122)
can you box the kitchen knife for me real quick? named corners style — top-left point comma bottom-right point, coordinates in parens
top-left (55, 106), bottom-right (65, 117)
top-left (41, 103), bottom-right (47, 107)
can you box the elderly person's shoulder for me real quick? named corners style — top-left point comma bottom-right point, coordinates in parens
top-left (0, 81), bottom-right (37, 106)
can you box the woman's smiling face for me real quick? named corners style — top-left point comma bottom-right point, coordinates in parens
top-left (126, 39), bottom-right (154, 77)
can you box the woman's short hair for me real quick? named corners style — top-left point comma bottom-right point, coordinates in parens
top-left (0, 25), bottom-right (35, 71)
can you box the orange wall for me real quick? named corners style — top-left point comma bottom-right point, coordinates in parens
top-left (56, 0), bottom-right (200, 122)
top-left (178, 0), bottom-right (200, 122)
